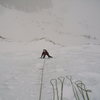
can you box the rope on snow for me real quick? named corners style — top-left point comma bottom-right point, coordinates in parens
top-left (66, 76), bottom-right (80, 100)
top-left (58, 76), bottom-right (65, 100)
top-left (39, 59), bottom-right (46, 100)
top-left (75, 80), bottom-right (91, 100)
top-left (50, 79), bottom-right (59, 100)
top-left (50, 76), bottom-right (65, 100)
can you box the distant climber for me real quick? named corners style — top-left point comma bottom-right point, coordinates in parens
top-left (40, 49), bottom-right (53, 59)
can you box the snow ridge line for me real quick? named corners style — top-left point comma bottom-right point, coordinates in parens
top-left (31, 37), bottom-right (65, 47)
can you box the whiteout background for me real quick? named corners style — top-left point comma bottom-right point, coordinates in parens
top-left (0, 0), bottom-right (100, 100)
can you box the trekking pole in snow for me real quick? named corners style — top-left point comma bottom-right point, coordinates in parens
top-left (39, 59), bottom-right (46, 100)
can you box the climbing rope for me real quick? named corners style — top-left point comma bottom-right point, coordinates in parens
top-left (75, 80), bottom-right (91, 100)
top-left (38, 59), bottom-right (91, 100)
top-left (50, 76), bottom-right (91, 100)
top-left (50, 79), bottom-right (59, 100)
top-left (58, 76), bottom-right (65, 100)
top-left (66, 76), bottom-right (80, 100)
top-left (50, 76), bottom-right (65, 100)
top-left (39, 59), bottom-right (46, 100)
top-left (66, 76), bottom-right (91, 100)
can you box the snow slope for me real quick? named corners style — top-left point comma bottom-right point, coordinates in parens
top-left (0, 0), bottom-right (100, 45)
top-left (0, 41), bottom-right (100, 100)
top-left (0, 0), bottom-right (100, 100)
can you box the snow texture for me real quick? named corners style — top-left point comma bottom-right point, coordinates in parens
top-left (0, 0), bottom-right (100, 100)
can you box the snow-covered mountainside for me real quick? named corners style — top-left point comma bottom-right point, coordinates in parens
top-left (0, 0), bottom-right (100, 45)
top-left (0, 0), bottom-right (100, 100)
top-left (0, 41), bottom-right (100, 100)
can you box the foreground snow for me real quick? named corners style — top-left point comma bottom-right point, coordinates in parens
top-left (0, 41), bottom-right (100, 100)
